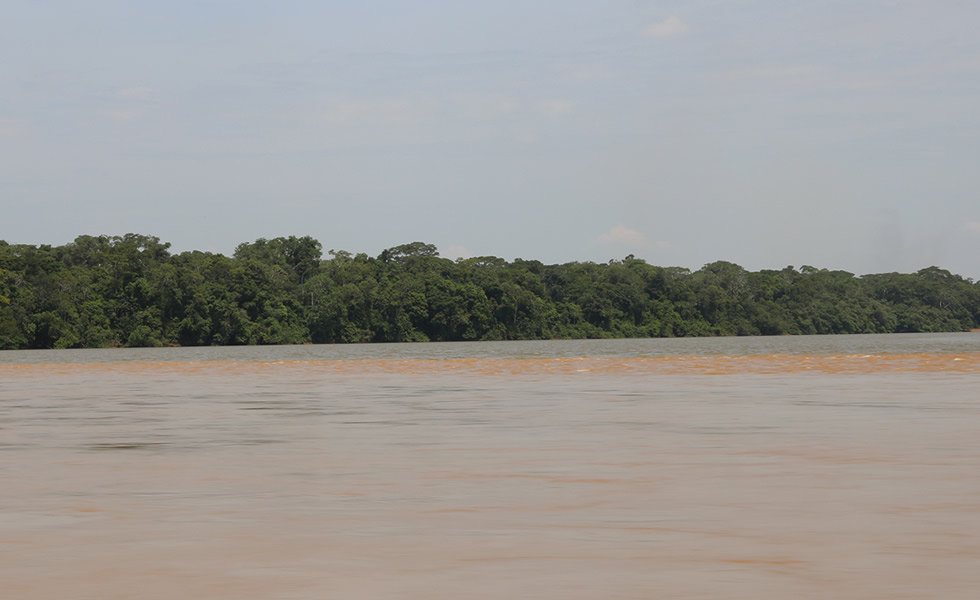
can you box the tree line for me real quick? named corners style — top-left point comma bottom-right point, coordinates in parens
top-left (1, 234), bottom-right (978, 349)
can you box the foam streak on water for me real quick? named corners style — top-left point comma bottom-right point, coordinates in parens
top-left (1, 334), bottom-right (978, 599)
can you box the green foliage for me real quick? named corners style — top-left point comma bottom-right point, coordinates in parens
top-left (0, 236), bottom-right (977, 349)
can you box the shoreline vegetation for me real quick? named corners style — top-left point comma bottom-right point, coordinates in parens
top-left (1, 234), bottom-right (978, 350)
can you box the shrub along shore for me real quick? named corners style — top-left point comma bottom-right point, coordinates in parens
top-left (1, 234), bottom-right (978, 349)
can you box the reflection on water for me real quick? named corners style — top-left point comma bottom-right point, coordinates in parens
top-left (1, 334), bottom-right (979, 599)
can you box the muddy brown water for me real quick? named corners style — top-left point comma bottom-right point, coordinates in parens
top-left (2, 334), bottom-right (979, 599)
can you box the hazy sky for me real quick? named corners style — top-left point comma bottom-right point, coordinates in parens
top-left (3, 1), bottom-right (979, 277)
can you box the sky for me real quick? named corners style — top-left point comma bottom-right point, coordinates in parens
top-left (2, 0), bottom-right (979, 277)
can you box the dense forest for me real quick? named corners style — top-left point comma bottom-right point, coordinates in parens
top-left (0, 234), bottom-right (978, 350)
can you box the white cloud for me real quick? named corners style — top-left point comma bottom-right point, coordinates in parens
top-left (596, 225), bottom-right (635, 245)
top-left (645, 16), bottom-right (689, 38)
top-left (598, 225), bottom-right (647, 246)
top-left (97, 86), bottom-right (157, 121)
top-left (597, 225), bottom-right (672, 250)
top-left (453, 94), bottom-right (518, 121)
top-left (559, 63), bottom-right (615, 83)
top-left (312, 95), bottom-right (523, 128)
top-left (116, 86), bottom-right (154, 100)
top-left (536, 98), bottom-right (574, 117)
top-left (515, 130), bottom-right (541, 144)
top-left (0, 116), bottom-right (27, 136)
top-left (316, 97), bottom-right (438, 126)
top-left (443, 245), bottom-right (471, 260)
top-left (98, 107), bottom-right (150, 121)
top-left (965, 222), bottom-right (980, 234)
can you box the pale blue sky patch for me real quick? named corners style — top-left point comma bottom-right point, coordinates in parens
top-left (2, 0), bottom-right (979, 278)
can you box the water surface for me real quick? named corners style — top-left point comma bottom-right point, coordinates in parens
top-left (2, 333), bottom-right (978, 599)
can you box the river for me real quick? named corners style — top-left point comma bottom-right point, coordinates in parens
top-left (2, 333), bottom-right (978, 599)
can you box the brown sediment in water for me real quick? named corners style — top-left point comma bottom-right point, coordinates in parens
top-left (2, 352), bottom-right (978, 377)
top-left (3, 347), bottom-right (980, 600)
